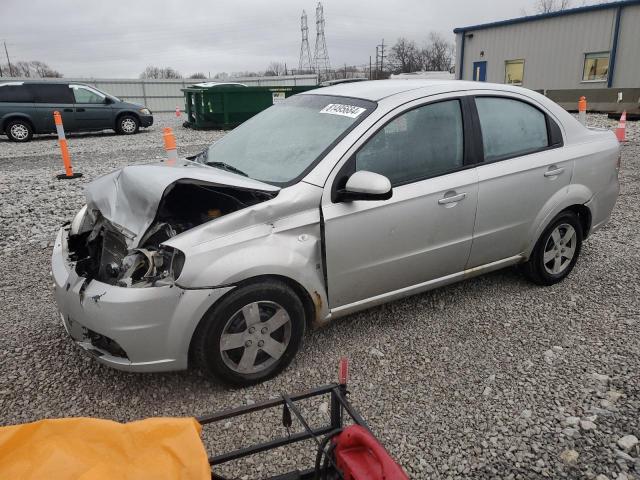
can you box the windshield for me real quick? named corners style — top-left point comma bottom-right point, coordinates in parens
top-left (198, 94), bottom-right (376, 185)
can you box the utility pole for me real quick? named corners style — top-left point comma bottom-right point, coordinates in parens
top-left (4, 41), bottom-right (13, 77)
top-left (313, 2), bottom-right (331, 81)
top-left (376, 39), bottom-right (385, 78)
top-left (369, 56), bottom-right (372, 80)
top-left (298, 10), bottom-right (313, 73)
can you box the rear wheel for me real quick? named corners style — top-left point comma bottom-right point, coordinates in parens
top-left (523, 211), bottom-right (583, 285)
top-left (6, 119), bottom-right (33, 142)
top-left (116, 115), bottom-right (139, 135)
top-left (192, 281), bottom-right (305, 386)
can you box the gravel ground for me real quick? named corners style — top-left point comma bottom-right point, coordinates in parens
top-left (0, 113), bottom-right (638, 479)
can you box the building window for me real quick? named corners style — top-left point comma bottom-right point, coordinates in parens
top-left (582, 52), bottom-right (609, 82)
top-left (505, 60), bottom-right (524, 85)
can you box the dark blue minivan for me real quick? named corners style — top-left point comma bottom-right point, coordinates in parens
top-left (0, 81), bottom-right (153, 142)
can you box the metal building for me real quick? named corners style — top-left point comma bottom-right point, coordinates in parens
top-left (454, 0), bottom-right (640, 112)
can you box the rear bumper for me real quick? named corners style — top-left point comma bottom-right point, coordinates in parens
top-left (140, 114), bottom-right (154, 128)
top-left (51, 227), bottom-right (233, 372)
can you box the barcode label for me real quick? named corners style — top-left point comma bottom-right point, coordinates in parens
top-left (320, 103), bottom-right (366, 118)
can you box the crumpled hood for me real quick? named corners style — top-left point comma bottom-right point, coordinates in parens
top-left (84, 160), bottom-right (279, 246)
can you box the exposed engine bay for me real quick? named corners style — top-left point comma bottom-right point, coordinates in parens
top-left (67, 180), bottom-right (276, 288)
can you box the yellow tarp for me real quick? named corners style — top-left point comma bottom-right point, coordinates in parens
top-left (0, 417), bottom-right (211, 480)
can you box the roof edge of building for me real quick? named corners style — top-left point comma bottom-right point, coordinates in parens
top-left (453, 0), bottom-right (640, 33)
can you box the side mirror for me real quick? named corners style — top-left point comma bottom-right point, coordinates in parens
top-left (104, 96), bottom-right (114, 105)
top-left (337, 170), bottom-right (392, 202)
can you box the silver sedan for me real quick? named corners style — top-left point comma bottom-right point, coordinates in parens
top-left (52, 80), bottom-right (620, 385)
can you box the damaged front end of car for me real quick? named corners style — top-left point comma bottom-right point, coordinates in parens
top-left (67, 164), bottom-right (278, 289)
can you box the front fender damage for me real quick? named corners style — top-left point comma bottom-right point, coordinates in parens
top-left (165, 183), bottom-right (331, 327)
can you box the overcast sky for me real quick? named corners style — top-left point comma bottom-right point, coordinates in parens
top-left (2, 0), bottom-right (539, 78)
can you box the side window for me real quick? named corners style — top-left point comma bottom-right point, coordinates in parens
top-left (0, 84), bottom-right (34, 102)
top-left (72, 86), bottom-right (104, 104)
top-left (475, 97), bottom-right (548, 162)
top-left (32, 84), bottom-right (75, 103)
top-left (355, 100), bottom-right (464, 186)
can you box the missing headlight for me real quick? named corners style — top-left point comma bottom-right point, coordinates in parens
top-left (117, 247), bottom-right (184, 287)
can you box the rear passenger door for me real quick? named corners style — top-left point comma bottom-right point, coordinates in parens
top-left (70, 85), bottom-right (113, 131)
top-left (31, 83), bottom-right (76, 133)
top-left (467, 95), bottom-right (570, 268)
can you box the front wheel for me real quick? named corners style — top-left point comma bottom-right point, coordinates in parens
top-left (192, 281), bottom-right (306, 386)
top-left (523, 211), bottom-right (583, 286)
top-left (115, 115), bottom-right (139, 135)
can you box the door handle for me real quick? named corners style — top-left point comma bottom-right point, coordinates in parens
top-left (438, 192), bottom-right (467, 205)
top-left (63, 108), bottom-right (73, 112)
top-left (544, 167), bottom-right (565, 177)
top-left (76, 108), bottom-right (85, 112)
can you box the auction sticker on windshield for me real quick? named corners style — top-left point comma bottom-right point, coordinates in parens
top-left (320, 103), bottom-right (366, 118)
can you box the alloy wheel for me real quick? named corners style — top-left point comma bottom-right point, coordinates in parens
top-left (10, 124), bottom-right (29, 140)
top-left (121, 118), bottom-right (137, 133)
top-left (219, 301), bottom-right (292, 375)
top-left (543, 223), bottom-right (576, 275)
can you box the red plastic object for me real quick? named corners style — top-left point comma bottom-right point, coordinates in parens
top-left (332, 425), bottom-right (408, 480)
top-left (338, 357), bottom-right (349, 385)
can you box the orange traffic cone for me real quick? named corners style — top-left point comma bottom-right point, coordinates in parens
top-left (578, 96), bottom-right (587, 126)
top-left (616, 111), bottom-right (627, 142)
top-left (54, 111), bottom-right (82, 180)
top-left (175, 106), bottom-right (181, 118)
top-left (163, 127), bottom-right (178, 164)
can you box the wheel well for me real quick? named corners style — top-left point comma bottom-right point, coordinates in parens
top-left (115, 111), bottom-right (139, 126)
top-left (563, 204), bottom-right (592, 238)
top-left (187, 275), bottom-right (318, 365)
top-left (230, 275), bottom-right (317, 327)
top-left (2, 115), bottom-right (34, 133)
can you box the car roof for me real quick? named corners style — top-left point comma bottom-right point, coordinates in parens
top-left (304, 79), bottom-right (528, 102)
top-left (12, 80), bottom-right (72, 85)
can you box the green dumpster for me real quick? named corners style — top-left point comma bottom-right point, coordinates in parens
top-left (182, 85), bottom-right (318, 130)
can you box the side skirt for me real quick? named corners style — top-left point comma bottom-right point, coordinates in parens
top-left (328, 254), bottom-right (524, 320)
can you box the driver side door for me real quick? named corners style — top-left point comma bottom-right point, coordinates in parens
top-left (322, 98), bottom-right (479, 309)
top-left (70, 84), bottom-right (113, 131)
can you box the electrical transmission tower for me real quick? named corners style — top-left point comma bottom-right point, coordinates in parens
top-left (298, 10), bottom-right (313, 73)
top-left (313, 2), bottom-right (331, 80)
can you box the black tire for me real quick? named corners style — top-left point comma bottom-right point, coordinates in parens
top-left (192, 280), bottom-right (305, 386)
top-left (523, 211), bottom-right (583, 286)
top-left (115, 115), bottom-right (139, 135)
top-left (5, 119), bottom-right (33, 142)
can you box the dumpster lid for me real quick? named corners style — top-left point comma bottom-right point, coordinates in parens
top-left (191, 81), bottom-right (247, 88)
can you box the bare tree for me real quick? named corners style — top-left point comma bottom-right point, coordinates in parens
top-left (213, 72), bottom-right (230, 80)
top-left (139, 66), bottom-right (182, 79)
top-left (421, 32), bottom-right (454, 71)
top-left (389, 38), bottom-right (421, 73)
top-left (0, 60), bottom-right (62, 77)
top-left (264, 62), bottom-right (287, 76)
top-left (188, 72), bottom-right (207, 79)
top-left (535, 0), bottom-right (572, 13)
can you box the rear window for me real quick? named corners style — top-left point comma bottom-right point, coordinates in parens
top-left (32, 84), bottom-right (74, 103)
top-left (0, 84), bottom-right (34, 102)
top-left (475, 96), bottom-right (549, 162)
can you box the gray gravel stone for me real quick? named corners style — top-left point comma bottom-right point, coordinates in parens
top-left (619, 435), bottom-right (640, 451)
